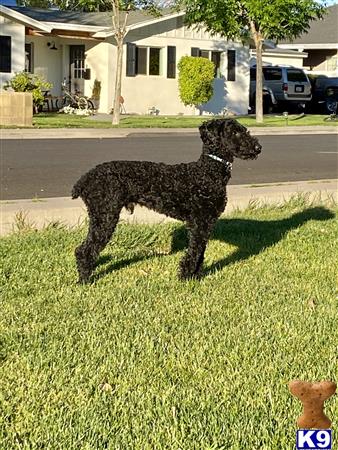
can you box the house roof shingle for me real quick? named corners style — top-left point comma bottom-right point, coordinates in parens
top-left (7, 5), bottom-right (175, 28)
top-left (280, 4), bottom-right (338, 45)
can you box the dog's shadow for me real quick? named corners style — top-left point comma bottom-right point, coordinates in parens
top-left (94, 207), bottom-right (334, 281)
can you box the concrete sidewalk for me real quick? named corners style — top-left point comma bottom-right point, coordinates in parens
top-left (1, 125), bottom-right (337, 139)
top-left (1, 179), bottom-right (336, 236)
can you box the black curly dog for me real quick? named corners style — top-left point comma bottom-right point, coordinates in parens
top-left (72, 118), bottom-right (262, 283)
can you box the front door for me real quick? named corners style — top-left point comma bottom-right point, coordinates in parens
top-left (69, 45), bottom-right (85, 93)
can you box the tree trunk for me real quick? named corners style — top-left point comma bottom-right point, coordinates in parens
top-left (255, 37), bottom-right (264, 124)
top-left (112, 37), bottom-right (123, 126)
top-left (250, 21), bottom-right (264, 124)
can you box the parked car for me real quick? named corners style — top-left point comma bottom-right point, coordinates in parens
top-left (249, 65), bottom-right (312, 113)
top-left (307, 75), bottom-right (338, 114)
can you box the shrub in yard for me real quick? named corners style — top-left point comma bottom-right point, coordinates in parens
top-left (178, 56), bottom-right (215, 111)
top-left (91, 79), bottom-right (101, 100)
top-left (4, 71), bottom-right (52, 112)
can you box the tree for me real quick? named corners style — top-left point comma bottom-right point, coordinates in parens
top-left (108, 1), bottom-right (163, 125)
top-left (175, 0), bottom-right (326, 123)
top-left (178, 56), bottom-right (215, 113)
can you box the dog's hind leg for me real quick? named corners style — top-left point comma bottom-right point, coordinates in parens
top-left (178, 219), bottom-right (216, 280)
top-left (75, 202), bottom-right (122, 283)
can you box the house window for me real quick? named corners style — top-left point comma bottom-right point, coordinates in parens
top-left (227, 50), bottom-right (236, 81)
top-left (137, 47), bottom-right (147, 75)
top-left (128, 45), bottom-right (163, 76)
top-left (0, 36), bottom-right (11, 73)
top-left (191, 48), bottom-right (223, 78)
top-left (200, 50), bottom-right (209, 59)
top-left (149, 47), bottom-right (160, 75)
top-left (327, 55), bottom-right (338, 72)
top-left (263, 67), bottom-right (282, 81)
top-left (25, 43), bottom-right (34, 73)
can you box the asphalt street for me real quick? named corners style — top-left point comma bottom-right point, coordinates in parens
top-left (1, 134), bottom-right (337, 200)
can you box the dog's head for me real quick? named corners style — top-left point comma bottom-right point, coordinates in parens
top-left (199, 118), bottom-right (262, 162)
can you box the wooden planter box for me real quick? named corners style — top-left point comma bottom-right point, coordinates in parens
top-left (0, 91), bottom-right (33, 127)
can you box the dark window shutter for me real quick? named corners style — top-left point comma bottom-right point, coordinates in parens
top-left (149, 47), bottom-right (160, 76)
top-left (227, 49), bottom-right (236, 81)
top-left (167, 46), bottom-right (176, 78)
top-left (191, 47), bottom-right (200, 57)
top-left (0, 36), bottom-right (11, 73)
top-left (211, 51), bottom-right (221, 78)
top-left (126, 43), bottom-right (136, 77)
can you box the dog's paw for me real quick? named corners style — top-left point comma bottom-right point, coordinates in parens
top-left (77, 275), bottom-right (91, 285)
top-left (178, 269), bottom-right (202, 281)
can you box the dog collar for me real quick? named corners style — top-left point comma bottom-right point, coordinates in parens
top-left (207, 154), bottom-right (232, 170)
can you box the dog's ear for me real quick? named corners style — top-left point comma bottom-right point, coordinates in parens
top-left (222, 118), bottom-right (246, 137)
top-left (222, 118), bottom-right (236, 130)
top-left (199, 121), bottom-right (211, 144)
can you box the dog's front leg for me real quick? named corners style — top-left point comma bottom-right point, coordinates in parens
top-left (178, 220), bottom-right (216, 280)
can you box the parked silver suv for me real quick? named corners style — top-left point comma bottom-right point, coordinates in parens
top-left (250, 65), bottom-right (312, 112)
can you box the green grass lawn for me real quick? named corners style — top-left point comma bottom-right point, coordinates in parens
top-left (1, 198), bottom-right (337, 449)
top-left (11, 112), bottom-right (338, 129)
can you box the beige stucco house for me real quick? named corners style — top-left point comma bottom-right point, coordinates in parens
top-left (0, 5), bottom-right (250, 115)
top-left (278, 4), bottom-right (338, 76)
top-left (250, 46), bottom-right (308, 69)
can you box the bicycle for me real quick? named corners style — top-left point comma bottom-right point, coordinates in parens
top-left (323, 98), bottom-right (338, 122)
top-left (56, 81), bottom-right (94, 110)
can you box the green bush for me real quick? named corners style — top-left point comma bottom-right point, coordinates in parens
top-left (178, 56), bottom-right (215, 109)
top-left (91, 79), bottom-right (101, 100)
top-left (4, 71), bottom-right (52, 111)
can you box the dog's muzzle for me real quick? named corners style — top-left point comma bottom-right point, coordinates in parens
top-left (250, 137), bottom-right (262, 157)
top-left (254, 143), bottom-right (262, 155)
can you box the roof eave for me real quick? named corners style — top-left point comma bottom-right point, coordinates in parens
top-left (252, 48), bottom-right (308, 57)
top-left (0, 4), bottom-right (52, 32)
top-left (44, 21), bottom-right (108, 33)
top-left (278, 43), bottom-right (338, 50)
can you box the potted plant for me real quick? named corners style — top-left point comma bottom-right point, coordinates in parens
top-left (91, 79), bottom-right (101, 110)
top-left (4, 71), bottom-right (52, 113)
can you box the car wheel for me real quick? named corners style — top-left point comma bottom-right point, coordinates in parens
top-left (263, 97), bottom-right (273, 114)
top-left (325, 98), bottom-right (337, 114)
top-left (295, 102), bottom-right (306, 114)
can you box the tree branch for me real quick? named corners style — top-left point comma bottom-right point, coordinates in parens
top-left (122, 3), bottom-right (131, 34)
top-left (112, 0), bottom-right (117, 32)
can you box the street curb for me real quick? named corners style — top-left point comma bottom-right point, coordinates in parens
top-left (1, 125), bottom-right (337, 139)
top-left (1, 179), bottom-right (336, 236)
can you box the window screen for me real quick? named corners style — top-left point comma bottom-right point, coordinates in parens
top-left (137, 47), bottom-right (147, 75)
